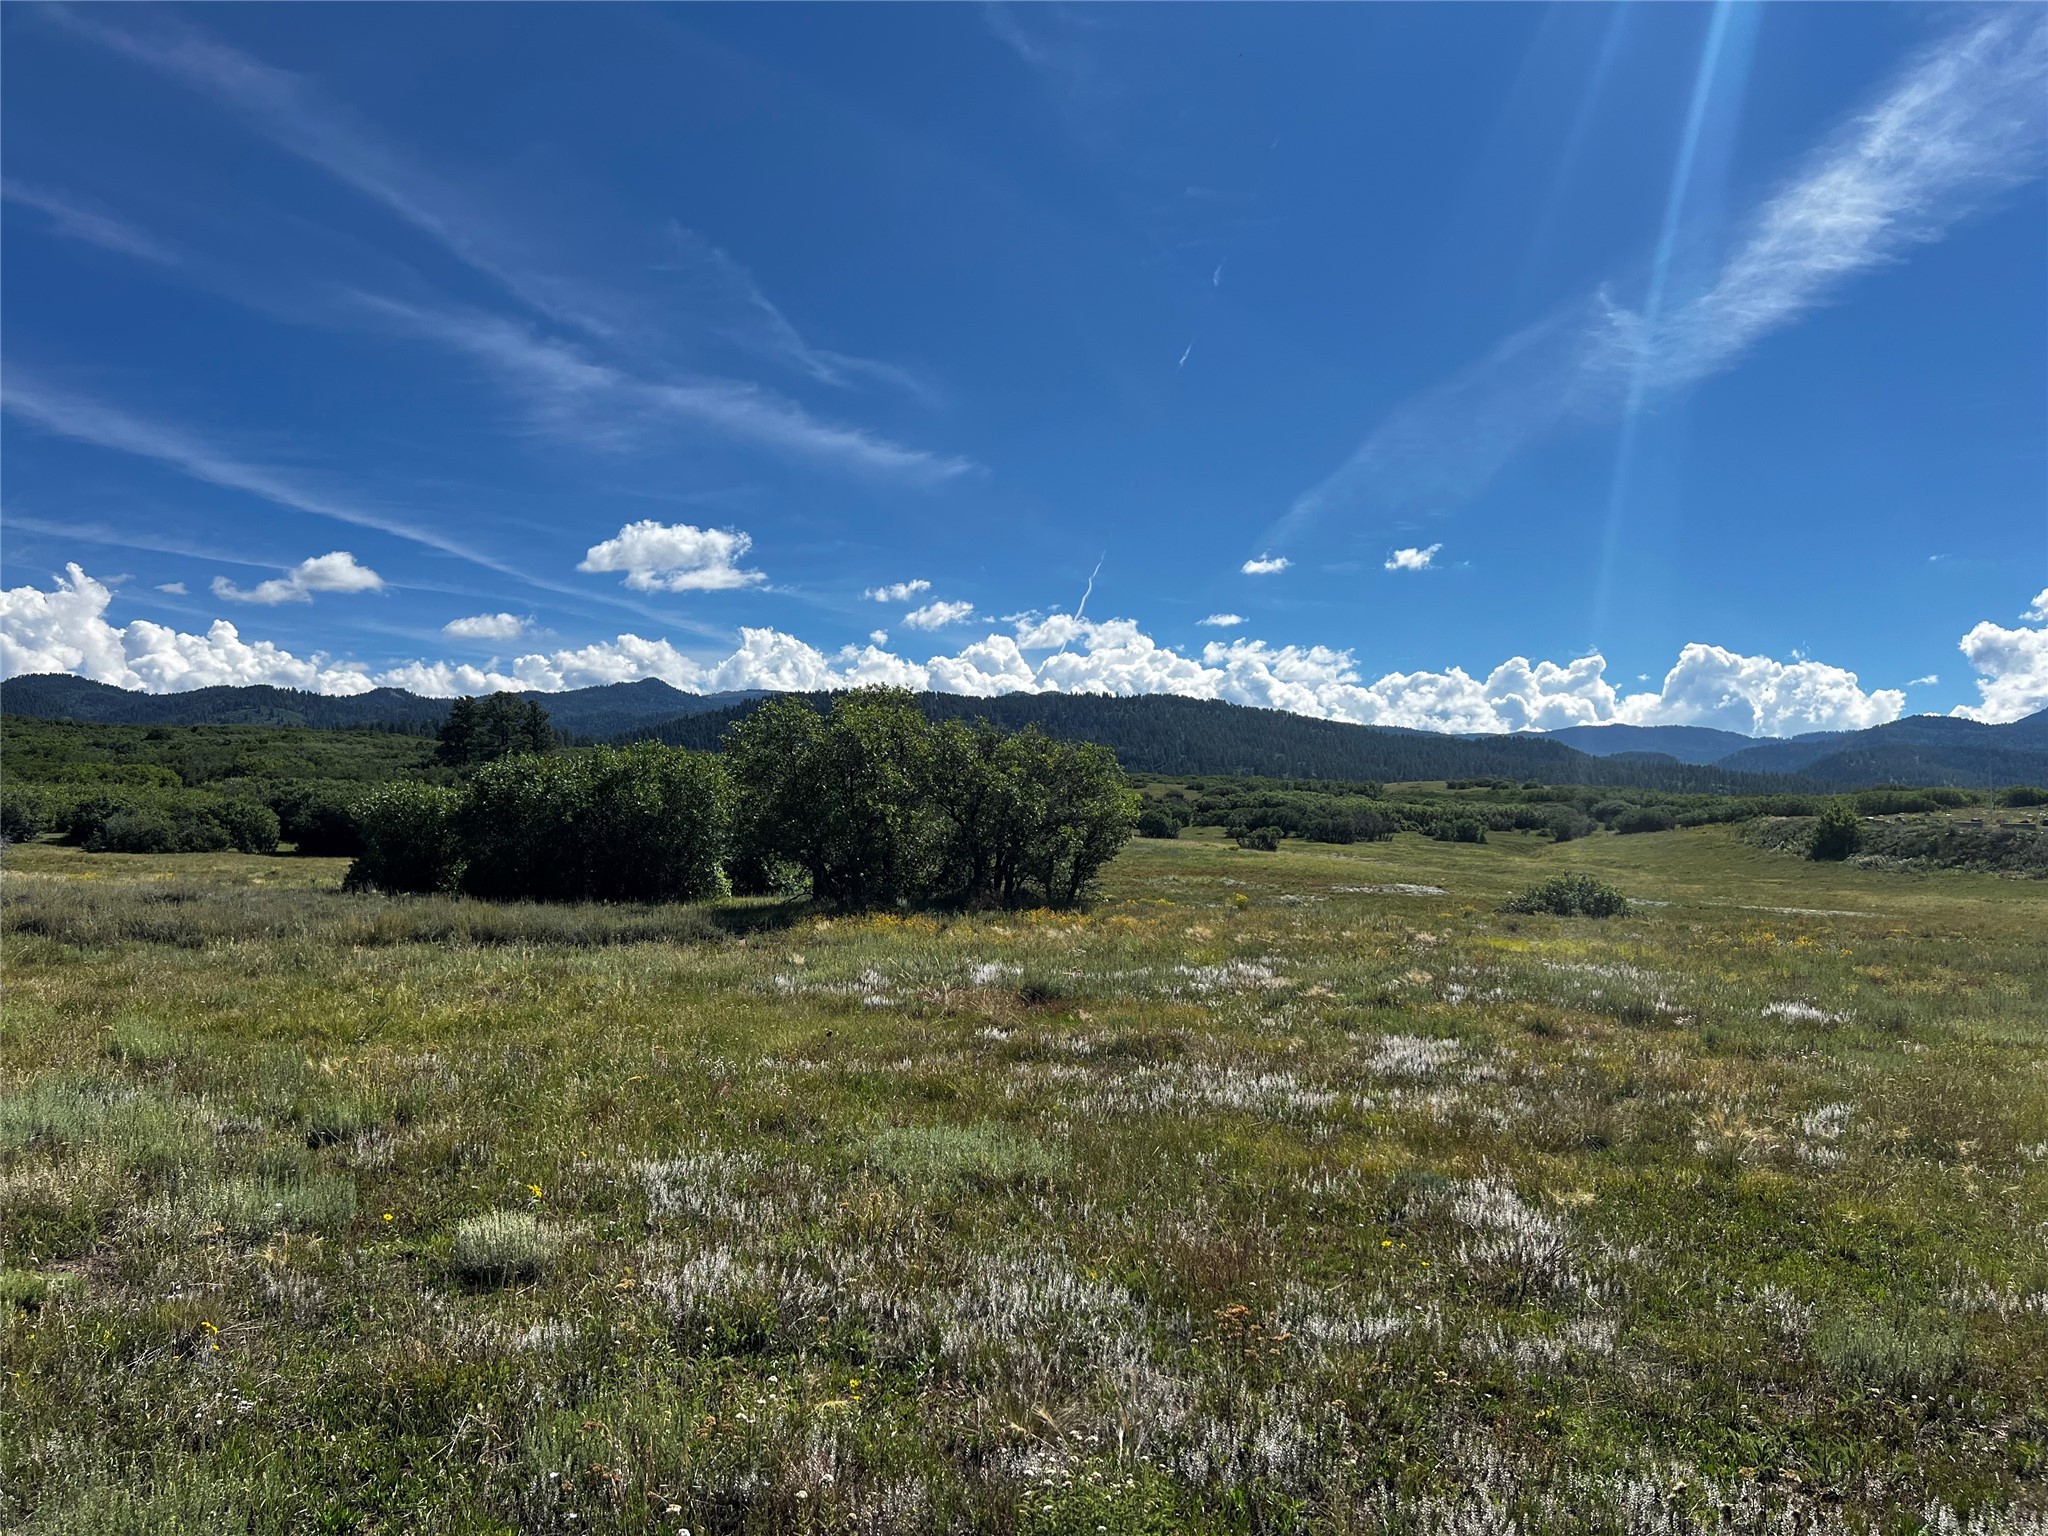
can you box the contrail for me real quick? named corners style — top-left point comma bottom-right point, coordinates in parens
top-left (1074, 555), bottom-right (1104, 619)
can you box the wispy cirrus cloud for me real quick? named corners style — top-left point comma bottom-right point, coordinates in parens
top-left (353, 296), bottom-right (976, 481)
top-left (2, 373), bottom-right (510, 575)
top-left (660, 223), bottom-right (938, 405)
top-left (44, 4), bottom-right (623, 339)
top-left (1281, 10), bottom-right (2048, 544)
top-left (43, 8), bottom-right (960, 480)
top-left (2, 180), bottom-right (177, 264)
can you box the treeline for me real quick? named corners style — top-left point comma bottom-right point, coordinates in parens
top-left (345, 691), bottom-right (1136, 909)
top-left (1126, 775), bottom-right (2048, 850)
top-left (623, 691), bottom-right (1817, 792)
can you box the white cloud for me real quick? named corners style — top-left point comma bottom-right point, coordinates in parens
top-left (2024, 588), bottom-right (2048, 623)
top-left (1384, 544), bottom-right (1442, 572)
top-left (0, 562), bottom-right (1921, 737)
top-left (1952, 609), bottom-right (2048, 724)
top-left (442, 612), bottom-right (531, 642)
top-left (156, 582), bottom-right (188, 595)
top-left (1, 373), bottom-right (532, 584)
top-left (211, 551), bottom-right (384, 605)
top-left (1199, 613), bottom-right (1245, 628)
top-left (1908, 673), bottom-right (1939, 687)
top-left (901, 599), bottom-right (976, 631)
top-left (1615, 644), bottom-right (1903, 735)
top-left (1, 564), bottom-right (372, 694)
top-left (578, 521), bottom-right (765, 593)
top-left (1241, 555), bottom-right (1290, 576)
top-left (869, 629), bottom-right (889, 645)
top-left (357, 297), bottom-right (975, 482)
top-left (864, 580), bottom-right (931, 603)
top-left (2, 180), bottom-right (177, 264)
top-left (1283, 11), bottom-right (2048, 539)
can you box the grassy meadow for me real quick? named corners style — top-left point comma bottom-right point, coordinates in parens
top-left (2, 818), bottom-right (2045, 1533)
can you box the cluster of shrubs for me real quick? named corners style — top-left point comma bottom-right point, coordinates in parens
top-left (1, 785), bottom-right (281, 855)
top-left (1501, 873), bottom-right (1631, 918)
top-left (347, 690), bottom-right (1137, 910)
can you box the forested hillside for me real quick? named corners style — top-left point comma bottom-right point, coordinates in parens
top-left (623, 691), bottom-right (1809, 791)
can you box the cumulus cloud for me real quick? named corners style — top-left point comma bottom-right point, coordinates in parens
top-left (863, 579), bottom-right (930, 603)
top-left (156, 582), bottom-right (187, 595)
top-left (0, 562), bottom-right (1920, 736)
top-left (578, 521), bottom-right (765, 593)
top-left (868, 629), bottom-right (889, 645)
top-left (1615, 644), bottom-right (1903, 735)
top-left (1199, 613), bottom-right (1245, 628)
top-left (901, 599), bottom-right (976, 631)
top-left (210, 551), bottom-right (385, 605)
top-left (1951, 593), bottom-right (2048, 723)
top-left (1241, 554), bottom-right (1290, 575)
top-left (1, 564), bottom-right (372, 694)
top-left (442, 612), bottom-right (530, 641)
top-left (1384, 544), bottom-right (1442, 572)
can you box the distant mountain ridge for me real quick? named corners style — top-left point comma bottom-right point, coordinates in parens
top-left (4, 673), bottom-right (2043, 790)
top-left (0, 673), bottom-right (761, 740)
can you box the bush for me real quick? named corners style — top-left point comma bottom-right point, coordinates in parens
top-left (1543, 809), bottom-right (1599, 843)
top-left (1996, 784), bottom-right (2048, 808)
top-left (1808, 803), bottom-right (1861, 862)
top-left (1, 788), bottom-right (50, 845)
top-left (85, 809), bottom-right (183, 854)
top-left (456, 744), bottom-right (731, 904)
top-left (1136, 808), bottom-right (1181, 839)
top-left (1501, 874), bottom-right (1630, 918)
top-left (1233, 826), bottom-right (1282, 851)
top-left (211, 797), bottom-right (281, 855)
top-left (344, 783), bottom-right (463, 894)
top-left (452, 1211), bottom-right (557, 1284)
top-left (271, 785), bottom-right (365, 857)
top-left (1428, 818), bottom-right (1487, 845)
top-left (1613, 806), bottom-right (1676, 835)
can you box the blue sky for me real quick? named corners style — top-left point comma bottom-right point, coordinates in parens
top-left (3, 2), bottom-right (2045, 733)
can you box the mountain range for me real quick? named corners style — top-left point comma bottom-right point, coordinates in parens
top-left (4, 673), bottom-right (2043, 791)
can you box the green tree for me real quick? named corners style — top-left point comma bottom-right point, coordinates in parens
top-left (436, 694), bottom-right (555, 767)
top-left (1809, 802), bottom-right (1861, 862)
top-left (726, 690), bottom-right (940, 908)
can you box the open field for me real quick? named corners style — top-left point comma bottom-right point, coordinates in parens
top-left (3, 825), bottom-right (2045, 1533)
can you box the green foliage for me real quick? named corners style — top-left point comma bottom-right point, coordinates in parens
top-left (1501, 873), bottom-right (1631, 917)
top-left (727, 690), bottom-right (1135, 909)
top-left (1808, 802), bottom-right (1862, 862)
top-left (1612, 806), bottom-right (1676, 835)
top-left (1, 785), bottom-right (51, 844)
top-left (436, 693), bottom-right (555, 767)
top-left (455, 744), bottom-right (731, 903)
top-left (344, 783), bottom-right (464, 894)
top-left (1995, 784), bottom-right (2048, 808)
top-left (1813, 1311), bottom-right (1967, 1392)
top-left (209, 796), bottom-right (281, 855)
top-left (1851, 787), bottom-right (1981, 815)
top-left (1232, 826), bottom-right (1282, 851)
top-left (1135, 807), bottom-right (1182, 839)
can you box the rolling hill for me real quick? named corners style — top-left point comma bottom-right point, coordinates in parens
top-left (5, 673), bottom-right (2043, 790)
